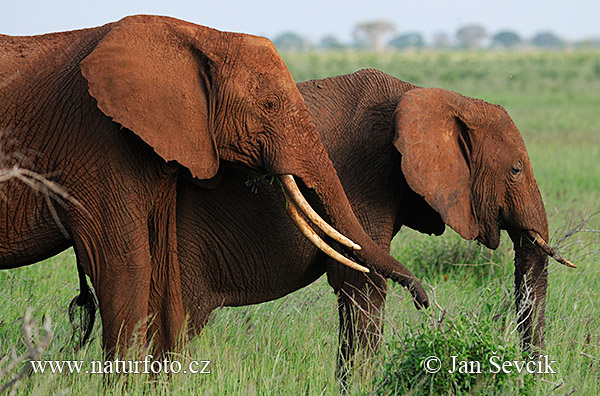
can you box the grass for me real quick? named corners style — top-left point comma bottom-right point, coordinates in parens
top-left (1, 50), bottom-right (599, 395)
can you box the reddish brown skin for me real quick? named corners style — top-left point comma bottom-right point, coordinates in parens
top-left (176, 69), bottom-right (551, 383)
top-left (0, 17), bottom-right (427, 357)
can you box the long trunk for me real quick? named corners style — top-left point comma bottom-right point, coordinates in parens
top-left (291, 159), bottom-right (429, 308)
top-left (511, 231), bottom-right (549, 350)
top-left (265, 105), bottom-right (428, 306)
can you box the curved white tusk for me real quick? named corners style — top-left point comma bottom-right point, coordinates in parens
top-left (280, 174), bottom-right (361, 251)
top-left (286, 199), bottom-right (369, 273)
top-left (528, 230), bottom-right (576, 268)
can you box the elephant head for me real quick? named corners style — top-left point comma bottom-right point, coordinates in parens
top-left (394, 87), bottom-right (574, 349)
top-left (79, 16), bottom-right (428, 305)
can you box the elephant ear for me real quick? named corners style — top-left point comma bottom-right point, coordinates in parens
top-left (393, 88), bottom-right (479, 240)
top-left (80, 16), bottom-right (219, 180)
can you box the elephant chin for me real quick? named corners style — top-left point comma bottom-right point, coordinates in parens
top-left (477, 220), bottom-right (501, 250)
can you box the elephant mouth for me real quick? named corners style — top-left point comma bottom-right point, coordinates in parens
top-left (242, 170), bottom-right (367, 272)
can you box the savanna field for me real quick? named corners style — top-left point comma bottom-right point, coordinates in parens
top-left (1, 51), bottom-right (599, 395)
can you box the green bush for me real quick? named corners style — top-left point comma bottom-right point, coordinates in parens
top-left (374, 305), bottom-right (535, 395)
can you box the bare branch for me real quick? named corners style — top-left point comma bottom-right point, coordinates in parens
top-left (1, 150), bottom-right (92, 234)
top-left (503, 276), bottom-right (534, 343)
top-left (552, 211), bottom-right (600, 251)
top-left (0, 308), bottom-right (53, 395)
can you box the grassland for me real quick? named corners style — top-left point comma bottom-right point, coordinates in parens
top-left (1, 51), bottom-right (599, 395)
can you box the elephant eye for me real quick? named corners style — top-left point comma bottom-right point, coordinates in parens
top-left (511, 161), bottom-right (523, 176)
top-left (261, 95), bottom-right (282, 114)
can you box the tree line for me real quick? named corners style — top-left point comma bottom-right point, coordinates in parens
top-left (273, 20), bottom-right (600, 52)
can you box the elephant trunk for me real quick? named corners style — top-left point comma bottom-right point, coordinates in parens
top-left (262, 105), bottom-right (428, 306)
top-left (511, 232), bottom-right (549, 350)
top-left (511, 229), bottom-right (576, 351)
top-left (281, 157), bottom-right (429, 308)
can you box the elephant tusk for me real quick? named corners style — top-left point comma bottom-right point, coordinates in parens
top-left (285, 199), bottom-right (369, 273)
top-left (279, 174), bottom-right (361, 251)
top-left (527, 230), bottom-right (577, 268)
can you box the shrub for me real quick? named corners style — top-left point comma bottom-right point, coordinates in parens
top-left (374, 303), bottom-right (535, 395)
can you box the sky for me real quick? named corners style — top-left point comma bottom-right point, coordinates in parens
top-left (2, 0), bottom-right (600, 43)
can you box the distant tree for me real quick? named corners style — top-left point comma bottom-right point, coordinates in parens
top-left (389, 32), bottom-right (425, 50)
top-left (320, 35), bottom-right (346, 50)
top-left (575, 38), bottom-right (600, 49)
top-left (491, 31), bottom-right (522, 49)
top-left (433, 32), bottom-right (453, 49)
top-left (353, 20), bottom-right (397, 52)
top-left (531, 32), bottom-right (565, 48)
top-left (273, 32), bottom-right (311, 51)
top-left (456, 24), bottom-right (487, 49)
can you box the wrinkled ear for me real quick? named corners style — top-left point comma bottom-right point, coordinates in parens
top-left (393, 88), bottom-right (478, 240)
top-left (80, 16), bottom-right (219, 179)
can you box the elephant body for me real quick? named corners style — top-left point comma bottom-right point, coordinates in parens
top-left (1, 17), bottom-right (429, 356)
top-left (177, 69), bottom-right (552, 380)
top-left (1, 22), bottom-right (192, 352)
top-left (179, 70), bottom-right (437, 315)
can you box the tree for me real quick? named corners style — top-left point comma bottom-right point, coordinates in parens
top-left (491, 31), bottom-right (522, 49)
top-left (353, 20), bottom-right (397, 52)
top-left (433, 32), bottom-right (453, 49)
top-left (389, 32), bottom-right (425, 50)
top-left (273, 32), bottom-right (311, 51)
top-left (320, 35), bottom-right (346, 50)
top-left (531, 32), bottom-right (565, 48)
top-left (575, 38), bottom-right (600, 49)
top-left (456, 24), bottom-right (487, 49)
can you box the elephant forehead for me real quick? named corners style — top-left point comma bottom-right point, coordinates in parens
top-left (236, 37), bottom-right (293, 80)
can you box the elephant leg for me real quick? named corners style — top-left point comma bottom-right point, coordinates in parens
top-left (71, 218), bottom-right (153, 357)
top-left (146, 183), bottom-right (186, 353)
top-left (185, 304), bottom-right (214, 337)
top-left (328, 267), bottom-right (387, 387)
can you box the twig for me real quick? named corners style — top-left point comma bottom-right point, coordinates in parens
top-left (580, 351), bottom-right (599, 362)
top-left (0, 308), bottom-right (53, 395)
top-left (503, 277), bottom-right (534, 343)
top-left (571, 248), bottom-right (600, 263)
top-left (552, 211), bottom-right (600, 251)
top-left (0, 163), bottom-right (91, 237)
top-left (536, 377), bottom-right (563, 392)
top-left (556, 387), bottom-right (576, 396)
top-left (367, 375), bottom-right (390, 396)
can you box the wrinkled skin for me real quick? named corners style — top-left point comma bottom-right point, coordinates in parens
top-left (177, 69), bottom-right (552, 382)
top-left (0, 17), bottom-right (427, 356)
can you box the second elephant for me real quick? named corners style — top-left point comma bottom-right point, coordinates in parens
top-left (176, 69), bottom-right (564, 379)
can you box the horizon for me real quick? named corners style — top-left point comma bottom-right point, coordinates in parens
top-left (2, 0), bottom-right (600, 43)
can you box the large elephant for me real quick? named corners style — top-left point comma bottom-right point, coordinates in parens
top-left (174, 69), bottom-right (573, 380)
top-left (0, 17), bottom-right (429, 356)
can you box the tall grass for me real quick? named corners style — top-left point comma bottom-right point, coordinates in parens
top-left (1, 51), bottom-right (599, 395)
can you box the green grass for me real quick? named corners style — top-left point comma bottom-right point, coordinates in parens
top-left (2, 51), bottom-right (599, 395)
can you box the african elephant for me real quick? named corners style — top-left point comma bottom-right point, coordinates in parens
top-left (0, 17), bottom-right (428, 356)
top-left (174, 69), bottom-right (573, 381)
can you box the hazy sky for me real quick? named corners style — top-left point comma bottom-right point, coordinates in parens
top-left (3, 0), bottom-right (600, 43)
